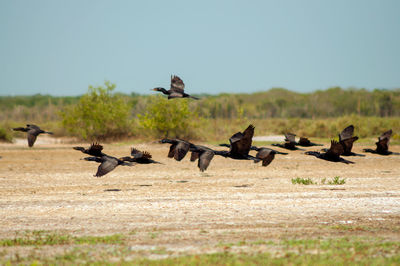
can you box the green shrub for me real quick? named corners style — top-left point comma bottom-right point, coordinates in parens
top-left (0, 124), bottom-right (13, 142)
top-left (137, 95), bottom-right (198, 139)
top-left (60, 81), bottom-right (132, 141)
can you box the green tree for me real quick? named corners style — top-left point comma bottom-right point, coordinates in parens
top-left (138, 95), bottom-right (198, 139)
top-left (60, 81), bottom-right (132, 140)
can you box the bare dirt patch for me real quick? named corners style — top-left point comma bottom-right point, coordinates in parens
top-left (0, 141), bottom-right (400, 257)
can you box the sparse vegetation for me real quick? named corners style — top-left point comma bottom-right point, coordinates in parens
top-left (328, 176), bottom-right (346, 185)
top-left (291, 177), bottom-right (315, 185)
top-left (1, 236), bottom-right (399, 264)
top-left (293, 176), bottom-right (346, 185)
top-left (0, 231), bottom-right (125, 247)
top-left (60, 81), bottom-right (132, 140)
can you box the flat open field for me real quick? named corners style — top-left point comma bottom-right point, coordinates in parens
top-left (0, 139), bottom-right (400, 262)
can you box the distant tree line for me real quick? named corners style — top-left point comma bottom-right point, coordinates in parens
top-left (1, 87), bottom-right (399, 122)
top-left (1, 85), bottom-right (400, 141)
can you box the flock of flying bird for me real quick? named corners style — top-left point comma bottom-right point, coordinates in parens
top-left (9, 75), bottom-right (399, 177)
top-left (11, 123), bottom-right (398, 177)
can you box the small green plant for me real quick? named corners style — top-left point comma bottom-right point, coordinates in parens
top-left (60, 81), bottom-right (132, 140)
top-left (291, 177), bottom-right (315, 185)
top-left (292, 177), bottom-right (346, 185)
top-left (328, 176), bottom-right (346, 185)
top-left (149, 232), bottom-right (158, 239)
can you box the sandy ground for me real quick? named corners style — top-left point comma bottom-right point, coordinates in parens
top-left (0, 139), bottom-right (400, 257)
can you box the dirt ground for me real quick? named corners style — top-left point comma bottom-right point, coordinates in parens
top-left (0, 139), bottom-right (400, 257)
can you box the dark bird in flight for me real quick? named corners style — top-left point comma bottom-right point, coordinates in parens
top-left (189, 144), bottom-right (220, 172)
top-left (152, 75), bottom-right (199, 100)
top-left (160, 138), bottom-right (192, 161)
top-left (219, 144), bottom-right (287, 167)
top-left (120, 147), bottom-right (161, 164)
top-left (305, 140), bottom-right (354, 164)
top-left (272, 133), bottom-right (303, 150)
top-left (217, 124), bottom-right (259, 161)
top-left (363, 129), bottom-right (399, 155)
top-left (338, 125), bottom-right (360, 156)
top-left (297, 137), bottom-right (323, 147)
top-left (13, 124), bottom-right (53, 147)
top-left (250, 146), bottom-right (288, 167)
top-left (73, 142), bottom-right (106, 157)
top-left (83, 155), bottom-right (134, 177)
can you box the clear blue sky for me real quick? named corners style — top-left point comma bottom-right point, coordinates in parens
top-left (1, 0), bottom-right (399, 96)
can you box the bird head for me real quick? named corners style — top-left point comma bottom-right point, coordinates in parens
top-left (151, 87), bottom-right (164, 92)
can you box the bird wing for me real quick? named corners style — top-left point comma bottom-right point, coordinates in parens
top-left (376, 138), bottom-right (389, 152)
top-left (376, 129), bottom-right (392, 152)
top-left (27, 133), bottom-right (37, 147)
top-left (170, 75), bottom-right (185, 93)
top-left (174, 141), bottom-right (190, 161)
top-left (339, 125), bottom-right (354, 141)
top-left (167, 91), bottom-right (183, 99)
top-left (95, 157), bottom-right (118, 177)
top-left (237, 124), bottom-right (255, 155)
top-left (256, 149), bottom-right (275, 167)
top-left (168, 144), bottom-right (177, 158)
top-left (27, 124), bottom-right (41, 130)
top-left (198, 150), bottom-right (214, 172)
top-left (142, 151), bottom-right (152, 159)
top-left (326, 140), bottom-right (344, 157)
top-left (379, 129), bottom-right (392, 142)
top-left (341, 136), bottom-right (358, 154)
top-left (229, 125), bottom-right (255, 156)
top-left (130, 147), bottom-right (144, 158)
top-left (299, 137), bottom-right (310, 145)
top-left (284, 133), bottom-right (296, 143)
top-left (190, 151), bottom-right (200, 162)
top-left (229, 132), bottom-right (243, 155)
top-left (88, 143), bottom-right (104, 156)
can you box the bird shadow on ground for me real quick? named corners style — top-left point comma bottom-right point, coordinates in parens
top-left (233, 184), bottom-right (253, 188)
top-left (104, 189), bottom-right (122, 192)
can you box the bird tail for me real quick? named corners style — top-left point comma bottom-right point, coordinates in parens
top-left (45, 131), bottom-right (53, 135)
top-left (190, 95), bottom-right (200, 100)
